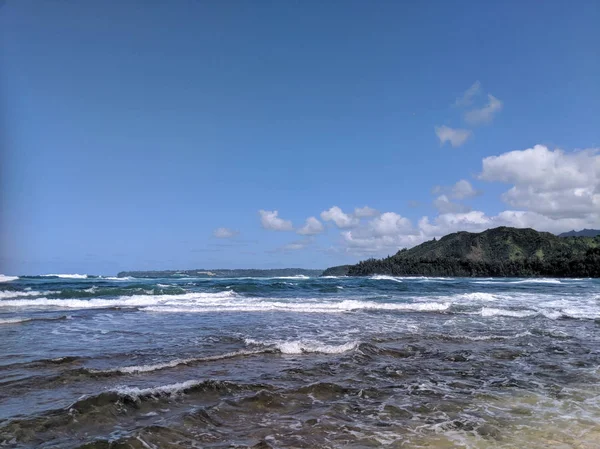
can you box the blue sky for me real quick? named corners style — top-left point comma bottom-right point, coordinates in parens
top-left (1, 1), bottom-right (599, 275)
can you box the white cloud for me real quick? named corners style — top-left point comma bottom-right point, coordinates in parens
top-left (213, 227), bottom-right (238, 238)
top-left (354, 206), bottom-right (379, 218)
top-left (282, 241), bottom-right (309, 251)
top-left (259, 210), bottom-right (293, 231)
top-left (451, 179), bottom-right (478, 199)
top-left (320, 206), bottom-right (359, 228)
top-left (435, 125), bottom-right (472, 148)
top-left (339, 212), bottom-right (419, 255)
top-left (465, 94), bottom-right (503, 125)
top-left (297, 216), bottom-right (325, 235)
top-left (480, 145), bottom-right (600, 219)
top-left (263, 145), bottom-right (600, 258)
top-left (274, 238), bottom-right (314, 252)
top-left (369, 212), bottom-right (414, 237)
top-left (433, 179), bottom-right (479, 200)
top-left (455, 81), bottom-right (482, 107)
top-left (433, 195), bottom-right (471, 214)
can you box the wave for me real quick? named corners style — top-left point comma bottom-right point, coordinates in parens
top-left (509, 279), bottom-right (562, 284)
top-left (458, 292), bottom-right (499, 302)
top-left (112, 379), bottom-right (261, 402)
top-left (0, 290), bottom-right (238, 310)
top-left (273, 275), bottom-right (310, 279)
top-left (41, 274), bottom-right (89, 279)
top-left (0, 290), bottom-right (55, 299)
top-left (370, 275), bottom-right (403, 283)
top-left (245, 338), bottom-right (358, 354)
top-left (89, 349), bottom-right (269, 374)
top-left (0, 315), bottom-right (69, 325)
top-left (458, 331), bottom-right (532, 341)
top-left (0, 275), bottom-right (18, 283)
top-left (480, 307), bottom-right (537, 318)
top-left (145, 299), bottom-right (451, 314)
top-left (99, 276), bottom-right (134, 281)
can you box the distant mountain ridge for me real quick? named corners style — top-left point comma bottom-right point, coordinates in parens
top-left (117, 268), bottom-right (323, 278)
top-left (558, 229), bottom-right (600, 237)
top-left (323, 227), bottom-right (600, 277)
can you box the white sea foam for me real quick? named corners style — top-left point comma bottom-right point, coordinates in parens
top-left (458, 292), bottom-right (499, 302)
top-left (246, 338), bottom-right (358, 354)
top-left (0, 317), bottom-right (32, 324)
top-left (113, 379), bottom-right (206, 399)
top-left (509, 279), bottom-right (562, 284)
top-left (145, 299), bottom-right (451, 314)
top-left (0, 291), bottom-right (238, 310)
top-left (101, 276), bottom-right (134, 281)
top-left (0, 290), bottom-right (54, 299)
top-left (93, 349), bottom-right (267, 374)
top-left (460, 331), bottom-right (532, 341)
top-left (481, 307), bottom-right (536, 318)
top-left (370, 275), bottom-right (403, 283)
top-left (274, 275), bottom-right (310, 280)
top-left (43, 274), bottom-right (89, 279)
top-left (0, 275), bottom-right (18, 283)
top-left (321, 276), bottom-right (348, 279)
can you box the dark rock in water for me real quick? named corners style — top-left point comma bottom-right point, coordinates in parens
top-left (252, 440), bottom-right (273, 449)
top-left (477, 423), bottom-right (502, 440)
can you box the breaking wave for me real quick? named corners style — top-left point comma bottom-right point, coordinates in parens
top-left (89, 349), bottom-right (269, 374)
top-left (245, 338), bottom-right (358, 354)
top-left (0, 290), bottom-right (55, 299)
top-left (0, 315), bottom-right (69, 325)
top-left (0, 275), bottom-right (18, 283)
top-left (370, 275), bottom-right (403, 282)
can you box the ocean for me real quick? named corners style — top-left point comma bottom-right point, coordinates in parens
top-left (1, 274), bottom-right (599, 448)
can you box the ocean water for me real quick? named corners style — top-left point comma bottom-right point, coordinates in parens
top-left (1, 274), bottom-right (599, 448)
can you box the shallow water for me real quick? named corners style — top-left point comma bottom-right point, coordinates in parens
top-left (1, 274), bottom-right (599, 448)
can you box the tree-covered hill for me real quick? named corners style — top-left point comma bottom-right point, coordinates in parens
top-left (322, 227), bottom-right (600, 277)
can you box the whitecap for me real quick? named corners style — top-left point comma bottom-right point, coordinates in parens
top-left (43, 274), bottom-right (89, 279)
top-left (0, 290), bottom-right (55, 299)
top-left (0, 290), bottom-right (238, 310)
top-left (509, 279), bottom-right (562, 284)
top-left (246, 338), bottom-right (358, 354)
top-left (0, 275), bottom-right (18, 283)
top-left (92, 349), bottom-right (267, 374)
top-left (480, 307), bottom-right (536, 318)
top-left (0, 317), bottom-right (32, 324)
top-left (458, 292), bottom-right (498, 302)
top-left (370, 275), bottom-right (402, 283)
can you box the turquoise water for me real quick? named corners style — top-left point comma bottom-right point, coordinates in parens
top-left (1, 274), bottom-right (599, 448)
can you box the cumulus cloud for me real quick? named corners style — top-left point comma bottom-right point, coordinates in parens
top-left (369, 212), bottom-right (414, 237)
top-left (263, 145), bottom-right (599, 257)
top-left (455, 81), bottom-right (482, 107)
top-left (433, 179), bottom-right (479, 200)
top-left (320, 206), bottom-right (359, 228)
top-left (354, 206), bottom-right (379, 218)
top-left (480, 145), bottom-right (600, 219)
top-left (297, 216), bottom-right (325, 235)
top-left (213, 227), bottom-right (238, 238)
top-left (465, 94), bottom-right (503, 125)
top-left (433, 195), bottom-right (471, 214)
top-left (435, 125), bottom-right (472, 148)
top-left (259, 210), bottom-right (293, 231)
top-left (339, 212), bottom-right (419, 255)
top-left (451, 179), bottom-right (478, 199)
